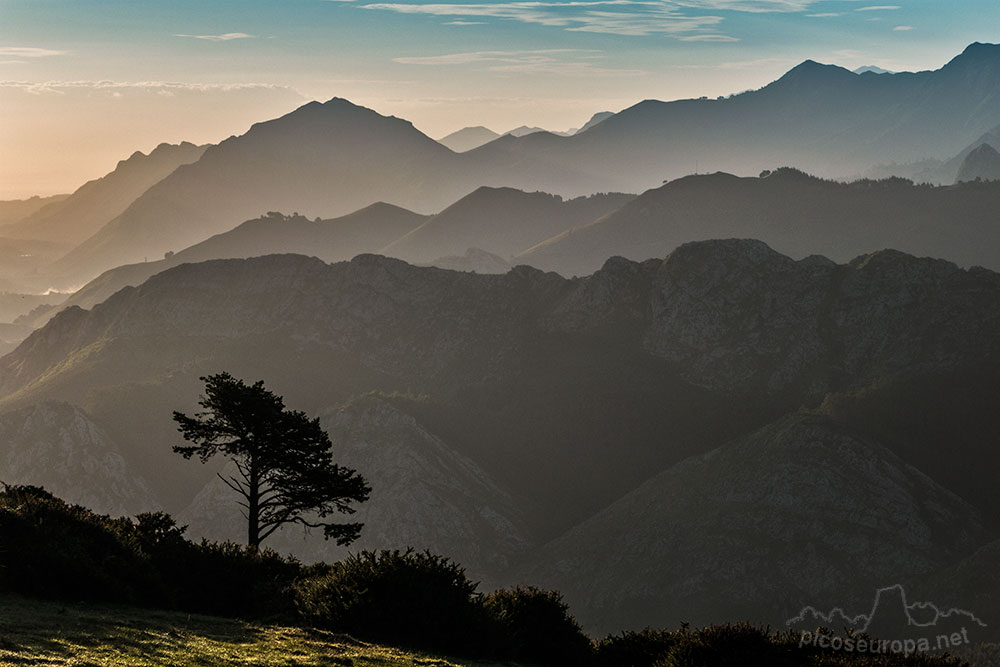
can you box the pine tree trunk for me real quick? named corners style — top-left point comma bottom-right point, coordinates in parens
top-left (248, 463), bottom-right (260, 550)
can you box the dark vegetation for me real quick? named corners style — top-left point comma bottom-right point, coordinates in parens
top-left (0, 484), bottom-right (970, 666)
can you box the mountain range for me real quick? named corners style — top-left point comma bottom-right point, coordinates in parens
top-left (9, 43), bottom-right (999, 291)
top-left (2, 241), bottom-right (998, 635)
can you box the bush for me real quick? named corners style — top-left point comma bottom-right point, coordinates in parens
top-left (0, 484), bottom-right (302, 620)
top-left (481, 585), bottom-right (593, 666)
top-left (0, 485), bottom-right (164, 604)
top-left (594, 627), bottom-right (679, 667)
top-left (655, 623), bottom-right (796, 667)
top-left (294, 548), bottom-right (486, 653)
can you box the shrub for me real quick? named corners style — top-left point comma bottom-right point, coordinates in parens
top-left (481, 585), bottom-right (593, 666)
top-left (594, 627), bottom-right (679, 667)
top-left (0, 485), bottom-right (163, 604)
top-left (294, 548), bottom-right (485, 653)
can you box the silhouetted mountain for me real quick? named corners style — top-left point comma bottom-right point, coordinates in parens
top-left (31, 203), bottom-right (428, 325)
top-left (0, 142), bottom-right (206, 247)
top-left (853, 65), bottom-right (893, 75)
top-left (0, 194), bottom-right (69, 226)
top-left (957, 143), bottom-right (1000, 182)
top-left (575, 111), bottom-right (613, 134)
top-left (437, 126), bottom-right (501, 152)
top-left (42, 99), bottom-right (474, 288)
top-left (518, 169), bottom-right (1000, 276)
top-left (868, 123), bottom-right (1000, 184)
top-left (382, 186), bottom-right (633, 264)
top-left (470, 43), bottom-right (1000, 194)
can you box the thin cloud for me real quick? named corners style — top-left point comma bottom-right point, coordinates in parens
top-left (175, 32), bottom-right (256, 41)
top-left (855, 5), bottom-right (900, 11)
top-left (0, 47), bottom-right (69, 58)
top-left (677, 34), bottom-right (740, 41)
top-left (806, 12), bottom-right (841, 17)
top-left (892, 24), bottom-right (913, 30)
top-left (0, 80), bottom-right (297, 96)
top-left (363, 2), bottom-right (728, 37)
top-left (393, 49), bottom-right (645, 75)
top-left (674, 0), bottom-right (816, 12)
top-left (444, 19), bottom-right (487, 23)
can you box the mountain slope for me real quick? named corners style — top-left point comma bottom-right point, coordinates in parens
top-left (518, 169), bottom-right (1000, 276)
top-left (957, 143), bottom-right (1000, 182)
top-left (381, 187), bottom-right (633, 264)
top-left (37, 204), bottom-right (428, 323)
top-left (437, 126), bottom-right (501, 152)
top-left (0, 142), bottom-right (206, 247)
top-left (516, 414), bottom-right (989, 634)
top-left (0, 402), bottom-right (156, 516)
top-left (43, 99), bottom-right (473, 288)
top-left (469, 43), bottom-right (1000, 194)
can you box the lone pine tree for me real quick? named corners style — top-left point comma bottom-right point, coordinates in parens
top-left (173, 372), bottom-right (370, 549)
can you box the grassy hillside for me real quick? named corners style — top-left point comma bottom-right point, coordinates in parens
top-left (0, 594), bottom-right (502, 667)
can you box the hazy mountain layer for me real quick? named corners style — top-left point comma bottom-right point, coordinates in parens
top-left (0, 195), bottom-right (69, 226)
top-left (43, 100), bottom-right (473, 289)
top-left (32, 204), bottom-right (429, 326)
top-left (381, 187), bottom-right (633, 264)
top-left (34, 44), bottom-right (1000, 289)
top-left (437, 126), bottom-right (501, 153)
top-left (519, 169), bottom-right (1000, 276)
top-left (0, 142), bottom-right (206, 248)
top-left (957, 143), bottom-right (1000, 182)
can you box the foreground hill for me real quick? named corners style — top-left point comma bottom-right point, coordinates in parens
top-left (1, 243), bottom-right (997, 632)
top-left (0, 594), bottom-right (485, 667)
top-left (519, 169), bottom-right (1000, 276)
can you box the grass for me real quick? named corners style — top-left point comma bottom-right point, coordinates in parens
top-left (0, 594), bottom-right (505, 667)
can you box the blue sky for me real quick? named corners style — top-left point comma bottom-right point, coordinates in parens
top-left (1, 0), bottom-right (997, 197)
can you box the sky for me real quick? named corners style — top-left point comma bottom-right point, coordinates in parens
top-left (1, 0), bottom-right (997, 199)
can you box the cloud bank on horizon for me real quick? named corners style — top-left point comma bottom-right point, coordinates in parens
top-left (0, 0), bottom-right (997, 197)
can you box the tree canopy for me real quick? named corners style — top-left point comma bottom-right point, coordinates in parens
top-left (173, 372), bottom-right (370, 549)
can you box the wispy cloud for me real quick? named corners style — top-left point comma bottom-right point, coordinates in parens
top-left (0, 47), bottom-right (69, 58)
top-left (892, 24), bottom-right (912, 30)
top-left (363, 2), bottom-right (729, 37)
top-left (444, 19), bottom-right (487, 23)
top-left (0, 80), bottom-right (295, 96)
top-left (175, 32), bottom-right (256, 41)
top-left (394, 48), bottom-right (645, 75)
top-left (855, 5), bottom-right (900, 11)
top-left (806, 12), bottom-right (841, 17)
top-left (674, 0), bottom-right (816, 12)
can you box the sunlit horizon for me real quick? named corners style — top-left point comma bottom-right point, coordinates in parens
top-left (2, 0), bottom-right (997, 199)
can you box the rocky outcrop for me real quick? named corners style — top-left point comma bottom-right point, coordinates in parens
top-left (0, 402), bottom-right (156, 516)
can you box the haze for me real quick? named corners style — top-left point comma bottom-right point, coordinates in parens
top-left (3, 0), bottom-right (998, 198)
